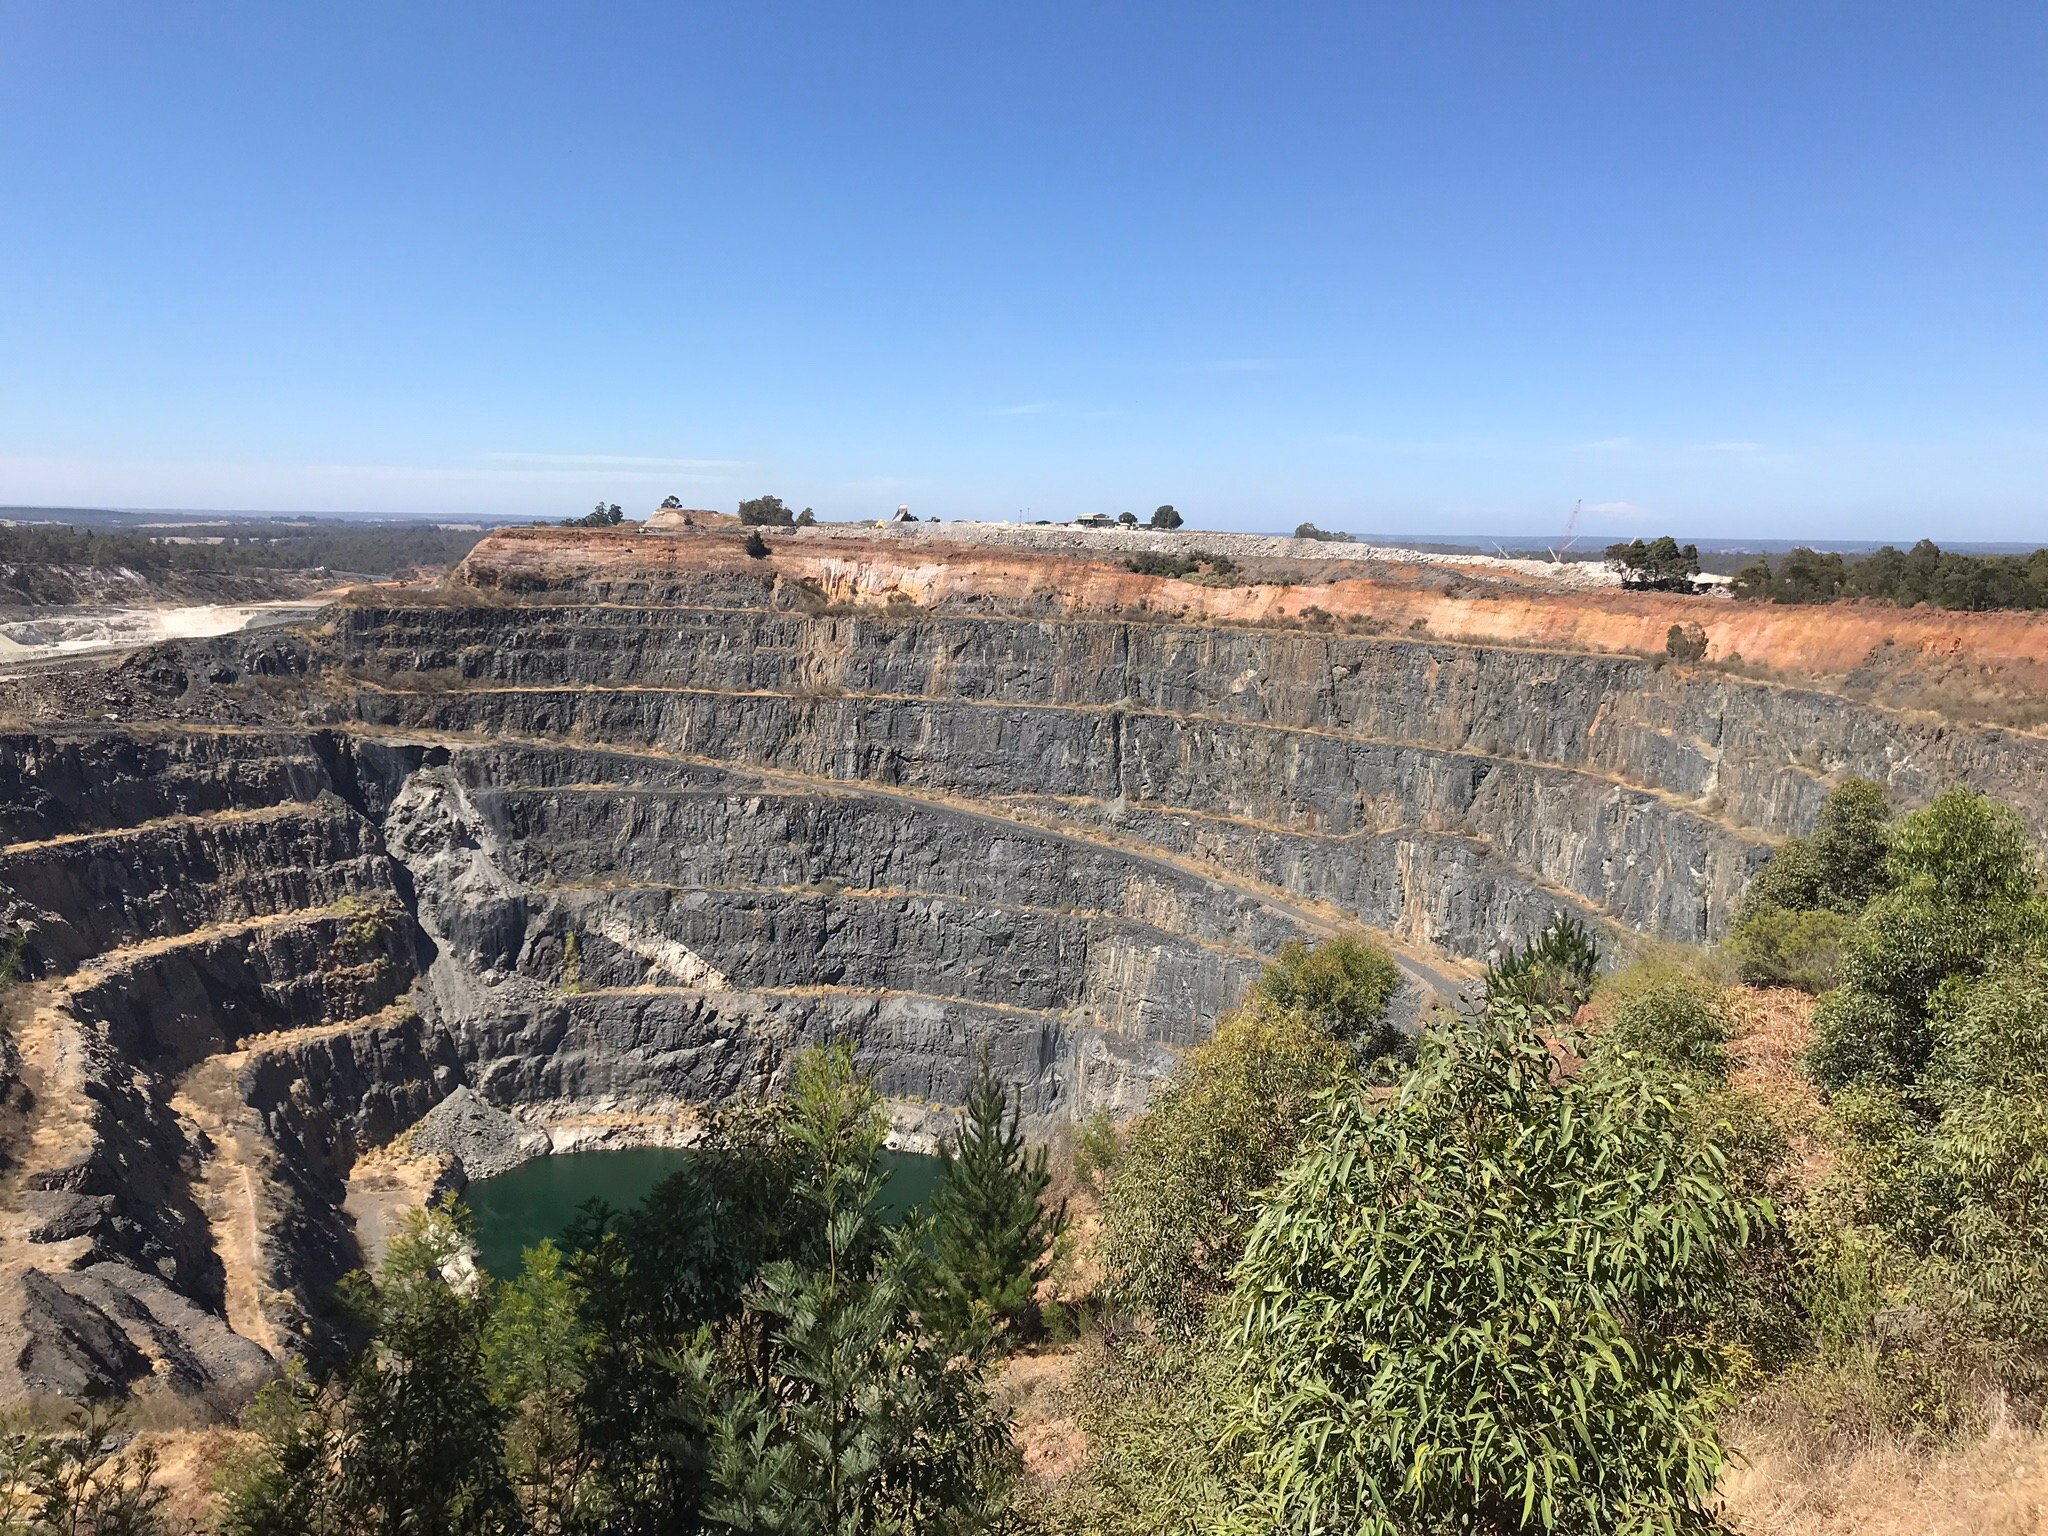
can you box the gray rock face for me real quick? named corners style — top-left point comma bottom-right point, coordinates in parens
top-left (3, 572), bottom-right (2047, 1406)
top-left (403, 1087), bottom-right (549, 1183)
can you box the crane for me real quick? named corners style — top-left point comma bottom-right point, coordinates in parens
top-left (1550, 500), bottom-right (1583, 563)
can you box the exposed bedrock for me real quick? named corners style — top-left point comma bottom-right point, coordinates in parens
top-left (335, 600), bottom-right (2048, 836)
top-left (385, 751), bottom-right (1303, 1127)
top-left (5, 562), bottom-right (2048, 1405)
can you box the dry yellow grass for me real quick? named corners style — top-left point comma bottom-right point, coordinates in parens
top-left (1714, 984), bottom-right (2048, 1533)
top-left (1723, 1406), bottom-right (2048, 1535)
top-left (1723, 984), bottom-right (1836, 1196)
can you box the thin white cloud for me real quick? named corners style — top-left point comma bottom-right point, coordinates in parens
top-left (990, 403), bottom-right (1057, 416)
top-left (1585, 500), bottom-right (1651, 519)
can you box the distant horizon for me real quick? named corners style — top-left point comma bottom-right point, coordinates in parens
top-left (4, 4), bottom-right (2044, 541)
top-left (3, 500), bottom-right (2041, 558)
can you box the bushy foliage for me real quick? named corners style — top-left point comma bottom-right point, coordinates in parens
top-left (0, 926), bottom-right (26, 985)
top-left (924, 1055), bottom-right (1066, 1353)
top-left (1123, 551), bottom-right (1238, 580)
top-left (214, 1364), bottom-right (349, 1536)
top-left (1589, 956), bottom-right (1731, 1083)
top-left (563, 503), bottom-right (624, 528)
top-left (1605, 535), bottom-right (1702, 591)
top-left (1290, 522), bottom-right (1354, 543)
top-left (1484, 915), bottom-right (1601, 1015)
top-left (1726, 905), bottom-right (1853, 992)
top-left (1098, 998), bottom-right (1356, 1328)
top-left (1019, 1334), bottom-right (1240, 1536)
top-left (1148, 505), bottom-right (1182, 530)
top-left (1228, 1002), bottom-right (1768, 1535)
top-left (484, 1241), bottom-right (585, 1531)
top-left (220, 1203), bottom-right (519, 1536)
top-left (1763, 784), bottom-right (2048, 1429)
top-left (1123, 552), bottom-right (1199, 578)
top-left (1731, 547), bottom-right (1850, 604)
top-left (219, 1048), bottom-right (1017, 1536)
top-left (1734, 538), bottom-right (2048, 611)
top-left (0, 1404), bottom-right (167, 1535)
top-left (704, 1047), bottom-right (1010, 1534)
top-left (1665, 621), bottom-right (1708, 662)
top-left (1247, 932), bottom-right (1402, 1052)
top-left (1907, 954), bottom-right (2048, 1365)
top-left (1739, 778), bottom-right (1892, 920)
top-left (1808, 788), bottom-right (2046, 1092)
top-left (736, 495), bottom-right (796, 527)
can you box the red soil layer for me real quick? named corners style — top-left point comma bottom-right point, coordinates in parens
top-left (458, 526), bottom-right (2048, 703)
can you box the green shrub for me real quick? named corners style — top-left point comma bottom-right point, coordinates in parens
top-left (223, 1047), bottom-right (1019, 1536)
top-left (1727, 905), bottom-right (1852, 992)
top-left (1793, 957), bottom-right (2048, 1428)
top-left (1098, 998), bottom-right (1355, 1329)
top-left (736, 495), bottom-right (795, 527)
top-left (1808, 789), bottom-right (2046, 1093)
top-left (1068, 1109), bottom-right (1120, 1195)
top-left (1807, 987), bottom-right (1926, 1093)
top-left (1606, 535), bottom-right (1702, 591)
top-left (0, 926), bottom-right (25, 985)
top-left (703, 1046), bottom-right (1010, 1534)
top-left (218, 1203), bottom-right (521, 1536)
top-left (1228, 1002), bottom-right (1768, 1535)
top-left (1908, 954), bottom-right (2048, 1375)
top-left (1019, 1333), bottom-right (1239, 1536)
top-left (1740, 778), bottom-right (1892, 919)
top-left (1124, 552), bottom-right (1199, 578)
top-left (1786, 791), bottom-right (2048, 1428)
top-left (1589, 957), bottom-right (1730, 1082)
top-left (1, 1403), bottom-right (168, 1535)
top-left (1484, 915), bottom-right (1601, 1015)
top-left (1665, 621), bottom-right (1708, 662)
top-left (1248, 932), bottom-right (1402, 1052)
top-left (924, 1055), bottom-right (1067, 1354)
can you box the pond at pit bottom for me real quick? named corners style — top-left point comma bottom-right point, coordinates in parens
top-left (468, 1146), bottom-right (945, 1280)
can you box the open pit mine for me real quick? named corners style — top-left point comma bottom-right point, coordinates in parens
top-left (3, 519), bottom-right (2047, 1408)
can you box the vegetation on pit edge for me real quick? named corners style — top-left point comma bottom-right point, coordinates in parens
top-left (1612, 531), bottom-right (2048, 611)
top-left (1732, 538), bottom-right (2048, 611)
top-left (21, 778), bottom-right (2048, 1533)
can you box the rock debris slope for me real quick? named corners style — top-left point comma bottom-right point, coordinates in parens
top-left (1, 523), bottom-right (2045, 1406)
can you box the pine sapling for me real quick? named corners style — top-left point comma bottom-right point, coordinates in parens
top-left (925, 1053), bottom-right (1067, 1353)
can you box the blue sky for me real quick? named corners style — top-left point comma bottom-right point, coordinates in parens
top-left (1, 2), bottom-right (2043, 539)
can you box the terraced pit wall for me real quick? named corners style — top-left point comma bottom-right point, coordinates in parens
top-left (2, 524), bottom-right (2046, 1407)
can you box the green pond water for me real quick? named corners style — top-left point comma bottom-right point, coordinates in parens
top-left (469, 1146), bottom-right (945, 1280)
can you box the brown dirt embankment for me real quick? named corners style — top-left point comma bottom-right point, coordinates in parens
top-left (455, 526), bottom-right (2048, 727)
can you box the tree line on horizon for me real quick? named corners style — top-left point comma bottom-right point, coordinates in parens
top-left (1729, 537), bottom-right (2048, 611)
top-left (1607, 532), bottom-right (2048, 611)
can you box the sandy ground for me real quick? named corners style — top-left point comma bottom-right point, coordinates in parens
top-left (0, 598), bottom-right (330, 667)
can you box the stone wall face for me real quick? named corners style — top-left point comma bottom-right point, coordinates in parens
top-left (3, 546), bottom-right (2047, 1404)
